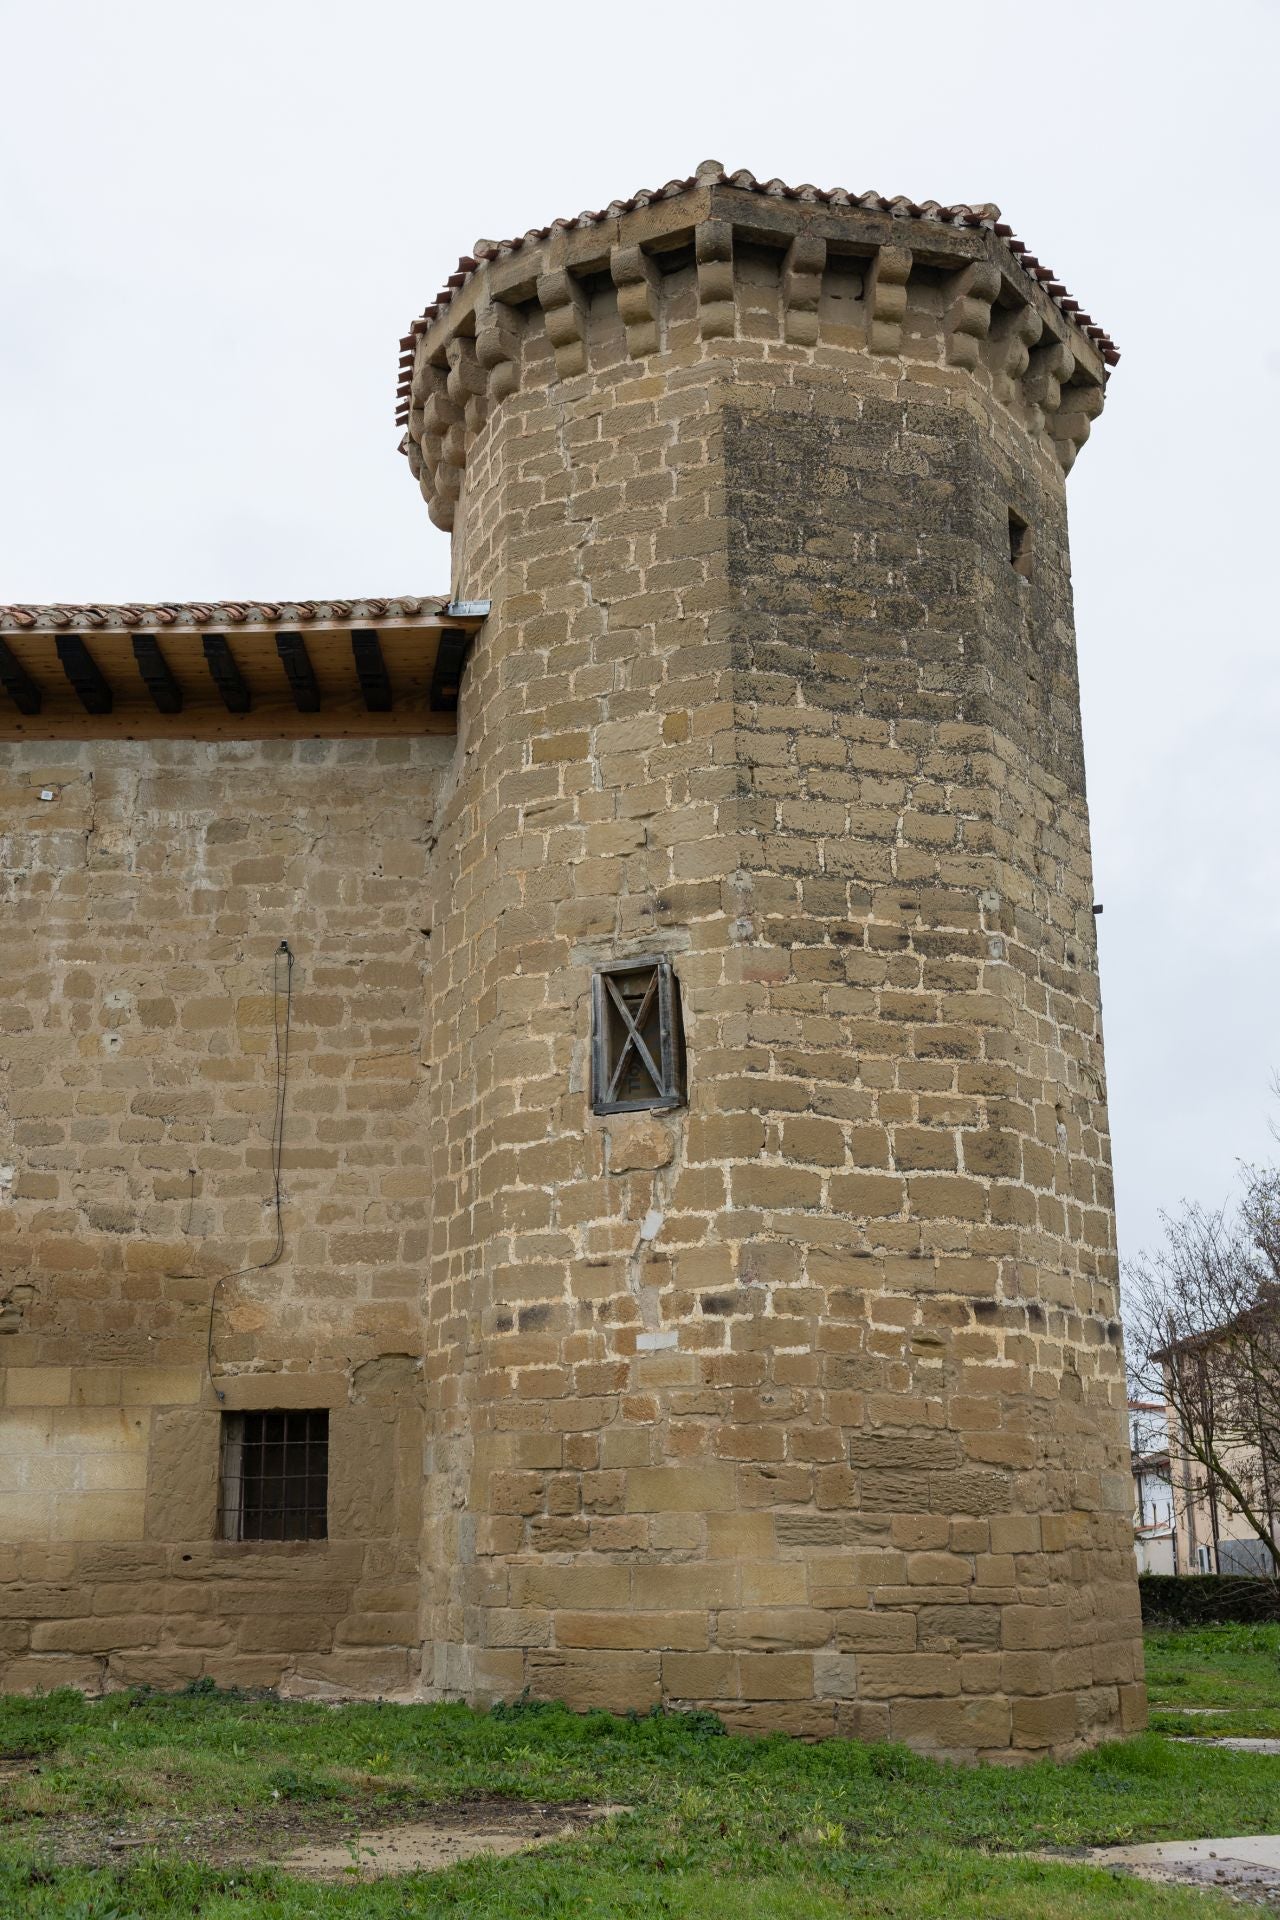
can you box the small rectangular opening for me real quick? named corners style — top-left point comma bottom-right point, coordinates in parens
top-left (1008, 508), bottom-right (1032, 577)
top-left (219, 1408), bottom-right (328, 1542)
top-left (591, 955), bottom-right (686, 1115)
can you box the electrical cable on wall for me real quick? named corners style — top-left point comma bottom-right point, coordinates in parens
top-left (169, 940), bottom-right (294, 1403)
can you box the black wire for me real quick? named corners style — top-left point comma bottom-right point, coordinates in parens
top-left (266, 940), bottom-right (293, 1267)
top-left (174, 942), bottom-right (294, 1401)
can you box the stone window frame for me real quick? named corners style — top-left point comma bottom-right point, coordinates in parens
top-left (590, 954), bottom-right (686, 1117)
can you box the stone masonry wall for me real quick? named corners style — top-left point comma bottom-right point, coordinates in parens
top-left (0, 738), bottom-right (444, 1695)
top-left (419, 235), bottom-right (1144, 1755)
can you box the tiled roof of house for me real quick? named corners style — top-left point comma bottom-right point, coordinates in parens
top-left (0, 596), bottom-right (449, 633)
top-left (395, 160), bottom-right (1117, 426)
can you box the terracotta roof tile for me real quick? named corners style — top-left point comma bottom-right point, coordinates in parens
top-left (0, 596), bottom-right (450, 633)
top-left (395, 161), bottom-right (1117, 428)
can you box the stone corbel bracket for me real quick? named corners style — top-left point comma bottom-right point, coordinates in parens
top-left (403, 172), bottom-right (1116, 527)
top-left (944, 261), bottom-right (1001, 369)
top-left (781, 234), bottom-right (827, 346)
top-left (537, 240), bottom-right (589, 379)
top-left (866, 245), bottom-right (912, 354)
top-left (611, 244), bottom-right (662, 357)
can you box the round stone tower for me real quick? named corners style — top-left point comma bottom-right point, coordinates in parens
top-left (403, 161), bottom-right (1145, 1758)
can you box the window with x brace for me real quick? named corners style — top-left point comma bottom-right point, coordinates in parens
top-left (591, 955), bottom-right (686, 1115)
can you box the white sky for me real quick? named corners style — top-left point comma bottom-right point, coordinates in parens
top-left (4, 0), bottom-right (1278, 1264)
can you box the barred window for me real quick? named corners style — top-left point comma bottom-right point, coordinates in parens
top-left (219, 1409), bottom-right (328, 1542)
top-left (591, 955), bottom-right (686, 1116)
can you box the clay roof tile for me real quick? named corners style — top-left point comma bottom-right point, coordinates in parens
top-left (0, 595), bottom-right (452, 633)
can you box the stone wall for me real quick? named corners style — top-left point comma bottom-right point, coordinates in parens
top-left (0, 738), bottom-right (444, 1694)
top-left (414, 204), bottom-right (1144, 1756)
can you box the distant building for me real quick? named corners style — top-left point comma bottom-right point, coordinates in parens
top-left (1129, 1400), bottom-right (1175, 1574)
top-left (1153, 1306), bottom-right (1280, 1578)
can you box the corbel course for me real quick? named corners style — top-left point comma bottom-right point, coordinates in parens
top-left (475, 297), bottom-right (523, 405)
top-left (696, 221), bottom-right (735, 340)
top-left (1052, 380), bottom-right (1105, 472)
top-left (446, 336), bottom-right (489, 434)
top-left (990, 302), bottom-right (1044, 404)
top-left (1024, 339), bottom-right (1075, 438)
top-left (866, 244), bottom-right (912, 354)
top-left (610, 245), bottom-right (662, 358)
top-left (780, 234), bottom-right (827, 346)
top-left (944, 261), bottom-right (1000, 369)
top-left (536, 251), bottom-right (589, 379)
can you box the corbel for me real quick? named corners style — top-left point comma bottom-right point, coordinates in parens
top-left (1024, 338), bottom-right (1075, 437)
top-left (990, 302), bottom-right (1043, 405)
top-left (420, 362), bottom-right (462, 469)
top-left (943, 261), bottom-right (1000, 370)
top-left (696, 220), bottom-right (735, 339)
top-left (1051, 379), bottom-right (1105, 473)
top-left (536, 246), bottom-right (589, 378)
top-left (866, 244), bottom-right (912, 354)
top-left (610, 244), bottom-right (662, 357)
top-left (427, 490), bottom-right (455, 533)
top-left (446, 335), bottom-right (489, 434)
top-left (780, 233), bottom-right (826, 346)
top-left (430, 448), bottom-right (462, 532)
top-left (475, 296), bottom-right (522, 404)
top-left (414, 360), bottom-right (464, 531)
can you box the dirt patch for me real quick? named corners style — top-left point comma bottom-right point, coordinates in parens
top-left (280, 1801), bottom-right (624, 1880)
top-left (6, 1795), bottom-right (618, 1877)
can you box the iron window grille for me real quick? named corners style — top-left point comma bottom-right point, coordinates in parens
top-left (218, 1409), bottom-right (328, 1542)
top-left (591, 954), bottom-right (686, 1115)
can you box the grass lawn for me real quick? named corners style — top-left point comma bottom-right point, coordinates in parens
top-left (1145, 1620), bottom-right (1280, 1738)
top-left (0, 1627), bottom-right (1274, 1917)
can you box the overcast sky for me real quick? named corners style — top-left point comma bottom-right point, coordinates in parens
top-left (4, 0), bottom-right (1277, 1266)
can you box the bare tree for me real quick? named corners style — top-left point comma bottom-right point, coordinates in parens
top-left (1125, 1161), bottom-right (1280, 1576)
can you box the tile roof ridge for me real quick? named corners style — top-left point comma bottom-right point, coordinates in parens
top-left (0, 596), bottom-right (452, 631)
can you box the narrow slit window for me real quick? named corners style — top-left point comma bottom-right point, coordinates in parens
top-left (219, 1409), bottom-right (328, 1541)
top-left (1008, 508), bottom-right (1032, 577)
top-left (591, 955), bottom-right (686, 1115)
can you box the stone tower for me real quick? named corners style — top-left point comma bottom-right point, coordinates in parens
top-left (403, 161), bottom-right (1144, 1758)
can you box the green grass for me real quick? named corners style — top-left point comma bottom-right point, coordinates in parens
top-left (1145, 1620), bottom-right (1280, 1737)
top-left (0, 1629), bottom-right (1276, 1917)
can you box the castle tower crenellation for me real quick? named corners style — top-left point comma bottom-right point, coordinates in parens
top-left (410, 163), bottom-right (1144, 1755)
top-left (402, 162), bottom-right (1112, 536)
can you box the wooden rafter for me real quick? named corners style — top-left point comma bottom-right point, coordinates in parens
top-left (131, 635), bottom-right (183, 714)
top-left (430, 627), bottom-right (471, 712)
top-left (55, 637), bottom-right (112, 714)
top-left (351, 629), bottom-right (392, 712)
top-left (202, 635), bottom-right (251, 714)
top-left (0, 639), bottom-right (42, 715)
top-left (275, 632), bottom-right (321, 713)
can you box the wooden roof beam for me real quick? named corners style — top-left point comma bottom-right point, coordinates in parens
top-left (0, 639), bottom-right (42, 715)
top-left (56, 637), bottom-right (112, 714)
top-left (202, 634), bottom-right (251, 714)
top-left (275, 631), bottom-right (321, 712)
top-left (131, 635), bottom-right (183, 714)
top-left (430, 626), bottom-right (471, 713)
top-left (351, 629), bottom-right (393, 711)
